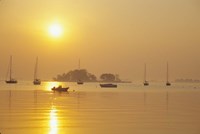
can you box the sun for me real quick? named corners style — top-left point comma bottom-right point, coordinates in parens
top-left (48, 23), bottom-right (63, 38)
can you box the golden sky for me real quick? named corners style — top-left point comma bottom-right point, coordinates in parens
top-left (0, 0), bottom-right (200, 81)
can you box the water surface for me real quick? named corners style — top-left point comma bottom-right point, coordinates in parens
top-left (0, 81), bottom-right (200, 134)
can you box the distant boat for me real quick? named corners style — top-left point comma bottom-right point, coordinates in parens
top-left (143, 63), bottom-right (149, 86)
top-left (166, 62), bottom-right (171, 86)
top-left (100, 83), bottom-right (117, 88)
top-left (5, 56), bottom-right (17, 84)
top-left (77, 59), bottom-right (84, 85)
top-left (77, 79), bottom-right (84, 85)
top-left (33, 57), bottom-right (41, 85)
top-left (51, 85), bottom-right (69, 92)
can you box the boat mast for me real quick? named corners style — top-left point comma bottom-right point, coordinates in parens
top-left (78, 59), bottom-right (80, 70)
top-left (144, 63), bottom-right (146, 82)
top-left (78, 59), bottom-right (80, 81)
top-left (9, 56), bottom-right (12, 80)
top-left (167, 62), bottom-right (169, 83)
top-left (77, 59), bottom-right (84, 84)
top-left (34, 57), bottom-right (38, 80)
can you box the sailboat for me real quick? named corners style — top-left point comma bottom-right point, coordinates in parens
top-left (166, 62), bottom-right (171, 86)
top-left (33, 57), bottom-right (41, 85)
top-left (143, 63), bottom-right (149, 86)
top-left (77, 59), bottom-right (84, 85)
top-left (5, 56), bottom-right (18, 84)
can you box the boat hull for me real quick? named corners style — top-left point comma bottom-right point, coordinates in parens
top-left (144, 83), bottom-right (149, 86)
top-left (77, 82), bottom-right (84, 85)
top-left (100, 84), bottom-right (117, 88)
top-left (5, 80), bottom-right (17, 84)
top-left (166, 82), bottom-right (171, 86)
top-left (52, 87), bottom-right (69, 92)
top-left (143, 80), bottom-right (149, 86)
top-left (33, 79), bottom-right (41, 85)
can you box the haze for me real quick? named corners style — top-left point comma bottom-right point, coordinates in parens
top-left (0, 0), bottom-right (199, 81)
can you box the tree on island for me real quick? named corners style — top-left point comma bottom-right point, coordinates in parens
top-left (53, 69), bottom-right (97, 82)
top-left (100, 73), bottom-right (121, 82)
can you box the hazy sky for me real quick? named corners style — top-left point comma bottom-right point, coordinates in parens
top-left (0, 0), bottom-right (200, 81)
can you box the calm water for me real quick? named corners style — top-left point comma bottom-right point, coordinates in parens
top-left (0, 81), bottom-right (200, 134)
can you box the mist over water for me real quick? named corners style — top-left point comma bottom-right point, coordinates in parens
top-left (0, 81), bottom-right (200, 134)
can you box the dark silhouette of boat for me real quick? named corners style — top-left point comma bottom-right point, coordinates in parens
top-left (143, 63), bottom-right (149, 86)
top-left (6, 79), bottom-right (17, 84)
top-left (51, 85), bottom-right (69, 92)
top-left (33, 57), bottom-right (41, 85)
top-left (100, 83), bottom-right (117, 88)
top-left (144, 81), bottom-right (149, 86)
top-left (166, 62), bottom-right (171, 86)
top-left (77, 79), bottom-right (84, 85)
top-left (166, 82), bottom-right (171, 86)
top-left (33, 79), bottom-right (41, 85)
top-left (5, 56), bottom-right (17, 84)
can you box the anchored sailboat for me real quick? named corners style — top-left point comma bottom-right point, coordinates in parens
top-left (143, 63), bottom-right (149, 86)
top-left (166, 62), bottom-right (171, 86)
top-left (5, 56), bottom-right (17, 84)
top-left (77, 59), bottom-right (84, 85)
top-left (33, 57), bottom-right (41, 85)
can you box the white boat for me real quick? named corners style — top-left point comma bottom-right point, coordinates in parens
top-left (100, 83), bottom-right (117, 88)
top-left (166, 62), bottom-right (171, 86)
top-left (5, 56), bottom-right (17, 84)
top-left (51, 85), bottom-right (69, 92)
top-left (33, 57), bottom-right (41, 85)
top-left (143, 63), bottom-right (149, 86)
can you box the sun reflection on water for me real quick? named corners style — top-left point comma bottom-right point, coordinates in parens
top-left (49, 106), bottom-right (58, 134)
top-left (45, 82), bottom-right (62, 91)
